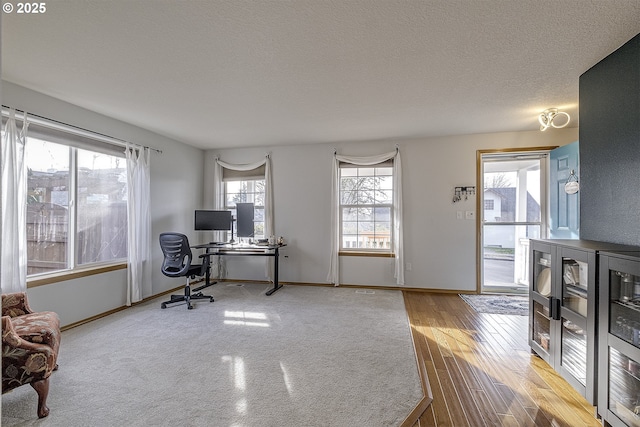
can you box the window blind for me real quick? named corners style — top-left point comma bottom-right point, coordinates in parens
top-left (222, 164), bottom-right (266, 181)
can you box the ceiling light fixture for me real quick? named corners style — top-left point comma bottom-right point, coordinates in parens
top-left (538, 108), bottom-right (570, 131)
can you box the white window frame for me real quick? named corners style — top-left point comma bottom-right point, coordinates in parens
top-left (26, 138), bottom-right (128, 278)
top-left (338, 162), bottom-right (394, 253)
top-left (0, 113), bottom-right (129, 279)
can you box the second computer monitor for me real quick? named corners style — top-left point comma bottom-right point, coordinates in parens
top-left (236, 203), bottom-right (254, 238)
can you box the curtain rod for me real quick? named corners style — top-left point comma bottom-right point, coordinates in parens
top-left (2, 105), bottom-right (162, 154)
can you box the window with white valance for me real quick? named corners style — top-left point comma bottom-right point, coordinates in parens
top-left (328, 148), bottom-right (404, 286)
top-left (222, 164), bottom-right (266, 239)
top-left (212, 155), bottom-right (274, 279)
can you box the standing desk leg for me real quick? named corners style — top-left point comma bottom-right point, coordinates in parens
top-left (266, 248), bottom-right (283, 296)
top-left (193, 252), bottom-right (215, 293)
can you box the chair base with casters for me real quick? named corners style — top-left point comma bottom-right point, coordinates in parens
top-left (159, 232), bottom-right (215, 310)
top-left (160, 276), bottom-right (214, 310)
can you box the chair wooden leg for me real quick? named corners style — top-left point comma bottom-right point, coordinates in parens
top-left (30, 377), bottom-right (50, 418)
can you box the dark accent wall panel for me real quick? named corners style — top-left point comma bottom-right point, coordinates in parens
top-left (579, 33), bottom-right (640, 246)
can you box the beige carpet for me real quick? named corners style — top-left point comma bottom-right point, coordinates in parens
top-left (2, 284), bottom-right (422, 426)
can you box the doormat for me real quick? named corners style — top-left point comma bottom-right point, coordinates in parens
top-left (459, 294), bottom-right (529, 316)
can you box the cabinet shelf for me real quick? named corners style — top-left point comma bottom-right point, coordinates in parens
top-left (535, 310), bottom-right (550, 320)
top-left (620, 365), bottom-right (640, 383)
top-left (566, 283), bottom-right (588, 296)
top-left (613, 300), bottom-right (640, 315)
top-left (563, 327), bottom-right (586, 339)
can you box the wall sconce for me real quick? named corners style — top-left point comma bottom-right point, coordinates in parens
top-left (453, 186), bottom-right (476, 203)
top-left (538, 108), bottom-right (570, 131)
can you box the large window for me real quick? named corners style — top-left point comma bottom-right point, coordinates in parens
top-left (339, 163), bottom-right (393, 251)
top-left (224, 179), bottom-right (265, 239)
top-left (25, 136), bottom-right (127, 276)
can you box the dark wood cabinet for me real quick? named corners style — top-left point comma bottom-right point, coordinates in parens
top-left (529, 239), bottom-right (640, 406)
top-left (598, 251), bottom-right (640, 427)
top-left (530, 239), bottom-right (597, 403)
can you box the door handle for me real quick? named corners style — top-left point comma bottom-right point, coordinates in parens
top-left (548, 296), bottom-right (561, 321)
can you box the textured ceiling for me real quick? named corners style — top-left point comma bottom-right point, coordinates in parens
top-left (2, 1), bottom-right (639, 149)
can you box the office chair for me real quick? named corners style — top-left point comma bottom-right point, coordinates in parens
top-left (159, 232), bottom-right (214, 310)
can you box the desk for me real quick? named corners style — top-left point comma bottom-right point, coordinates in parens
top-left (192, 243), bottom-right (286, 296)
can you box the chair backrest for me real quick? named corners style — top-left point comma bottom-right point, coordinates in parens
top-left (159, 233), bottom-right (193, 278)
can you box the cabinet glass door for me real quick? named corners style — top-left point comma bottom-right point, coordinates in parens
top-left (561, 319), bottom-right (587, 386)
top-left (562, 256), bottom-right (588, 317)
top-left (533, 250), bottom-right (552, 297)
top-left (532, 300), bottom-right (551, 352)
top-left (609, 267), bottom-right (640, 347)
top-left (531, 248), bottom-right (552, 354)
top-left (601, 253), bottom-right (640, 427)
top-left (559, 255), bottom-right (589, 387)
top-left (609, 347), bottom-right (640, 427)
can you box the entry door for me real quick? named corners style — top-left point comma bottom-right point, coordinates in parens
top-left (549, 141), bottom-right (579, 239)
top-left (480, 152), bottom-right (548, 294)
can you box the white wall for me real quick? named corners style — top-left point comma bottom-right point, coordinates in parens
top-left (3, 81), bottom-right (579, 326)
top-left (3, 82), bottom-right (205, 326)
top-left (206, 128), bottom-right (578, 290)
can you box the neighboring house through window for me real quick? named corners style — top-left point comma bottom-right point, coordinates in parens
top-left (483, 187), bottom-right (541, 223)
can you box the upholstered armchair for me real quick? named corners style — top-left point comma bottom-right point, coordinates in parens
top-left (2, 292), bottom-right (61, 418)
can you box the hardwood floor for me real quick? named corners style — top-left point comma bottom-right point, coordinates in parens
top-left (402, 292), bottom-right (601, 427)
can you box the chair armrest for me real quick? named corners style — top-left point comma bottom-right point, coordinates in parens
top-left (2, 315), bottom-right (58, 378)
top-left (10, 312), bottom-right (61, 351)
top-left (2, 292), bottom-right (35, 317)
top-left (2, 315), bottom-right (58, 357)
top-left (2, 315), bottom-right (24, 347)
top-left (199, 253), bottom-right (212, 264)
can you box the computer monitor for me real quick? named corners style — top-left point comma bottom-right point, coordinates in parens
top-left (236, 203), bottom-right (254, 238)
top-left (194, 210), bottom-right (232, 231)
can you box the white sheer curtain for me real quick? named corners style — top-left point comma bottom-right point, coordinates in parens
top-left (212, 155), bottom-right (274, 279)
top-left (125, 144), bottom-right (151, 306)
top-left (328, 148), bottom-right (404, 286)
top-left (1, 109), bottom-right (29, 293)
